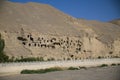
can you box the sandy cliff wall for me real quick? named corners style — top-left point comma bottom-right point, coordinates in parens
top-left (1, 29), bottom-right (120, 60)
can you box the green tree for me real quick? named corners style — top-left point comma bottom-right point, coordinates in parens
top-left (0, 34), bottom-right (5, 53)
top-left (0, 33), bottom-right (8, 62)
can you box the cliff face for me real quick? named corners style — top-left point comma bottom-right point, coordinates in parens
top-left (0, 1), bottom-right (120, 60)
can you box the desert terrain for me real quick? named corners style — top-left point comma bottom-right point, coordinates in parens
top-left (0, 1), bottom-right (120, 60)
top-left (0, 1), bottom-right (120, 80)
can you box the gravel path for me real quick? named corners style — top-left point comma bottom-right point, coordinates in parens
top-left (0, 66), bottom-right (120, 80)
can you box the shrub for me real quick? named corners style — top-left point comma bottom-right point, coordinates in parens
top-left (111, 64), bottom-right (116, 66)
top-left (51, 57), bottom-right (55, 61)
top-left (0, 53), bottom-right (9, 62)
top-left (44, 67), bottom-right (62, 72)
top-left (21, 67), bottom-right (63, 74)
top-left (98, 64), bottom-right (108, 67)
top-left (8, 56), bottom-right (15, 62)
top-left (67, 58), bottom-right (71, 60)
top-left (118, 64), bottom-right (120, 66)
top-left (36, 57), bottom-right (44, 61)
top-left (68, 67), bottom-right (79, 70)
top-left (15, 57), bottom-right (44, 62)
top-left (79, 66), bottom-right (87, 70)
top-left (21, 70), bottom-right (35, 74)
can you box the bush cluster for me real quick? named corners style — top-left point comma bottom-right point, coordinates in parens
top-left (68, 67), bottom-right (79, 70)
top-left (111, 63), bottom-right (116, 66)
top-left (20, 63), bottom-right (120, 74)
top-left (21, 67), bottom-right (63, 74)
top-left (98, 64), bottom-right (108, 67)
top-left (15, 57), bottom-right (44, 62)
top-left (79, 66), bottom-right (87, 70)
top-left (21, 66), bottom-right (88, 74)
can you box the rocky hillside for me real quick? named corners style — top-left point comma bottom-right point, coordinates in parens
top-left (0, 1), bottom-right (120, 60)
top-left (109, 19), bottom-right (120, 26)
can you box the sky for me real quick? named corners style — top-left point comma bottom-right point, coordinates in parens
top-left (8, 0), bottom-right (120, 22)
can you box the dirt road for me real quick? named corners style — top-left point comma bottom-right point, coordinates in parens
top-left (0, 66), bottom-right (120, 80)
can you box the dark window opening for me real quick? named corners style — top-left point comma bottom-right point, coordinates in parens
top-left (109, 51), bottom-right (113, 54)
top-left (22, 42), bottom-right (26, 45)
top-left (75, 58), bottom-right (77, 60)
top-left (83, 50), bottom-right (86, 52)
top-left (17, 37), bottom-right (27, 41)
top-left (47, 40), bottom-right (49, 42)
top-left (66, 41), bottom-right (69, 44)
top-left (29, 43), bottom-right (31, 46)
top-left (78, 48), bottom-right (81, 51)
top-left (53, 42), bottom-right (60, 45)
top-left (34, 43), bottom-right (36, 46)
top-left (39, 42), bottom-right (41, 44)
top-left (77, 44), bottom-right (81, 47)
top-left (76, 51), bottom-right (78, 53)
top-left (51, 45), bottom-right (55, 49)
top-left (41, 45), bottom-right (43, 47)
top-left (73, 43), bottom-right (75, 46)
top-left (98, 56), bottom-right (101, 59)
top-left (50, 40), bottom-right (53, 42)
top-left (30, 37), bottom-right (34, 41)
top-left (27, 35), bottom-right (30, 38)
top-left (67, 46), bottom-right (69, 48)
top-left (70, 55), bottom-right (74, 58)
top-left (41, 44), bottom-right (46, 48)
top-left (38, 37), bottom-right (40, 41)
top-left (38, 44), bottom-right (40, 47)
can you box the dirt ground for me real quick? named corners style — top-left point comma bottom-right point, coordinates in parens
top-left (0, 66), bottom-right (120, 80)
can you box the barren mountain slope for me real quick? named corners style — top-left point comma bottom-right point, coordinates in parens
top-left (0, 1), bottom-right (120, 60)
top-left (75, 19), bottom-right (120, 44)
top-left (0, 1), bottom-right (80, 36)
top-left (109, 19), bottom-right (120, 26)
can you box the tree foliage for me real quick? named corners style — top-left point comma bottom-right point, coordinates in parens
top-left (0, 33), bottom-right (9, 63)
top-left (0, 34), bottom-right (5, 53)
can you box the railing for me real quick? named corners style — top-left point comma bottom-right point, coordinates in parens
top-left (0, 58), bottom-right (120, 67)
